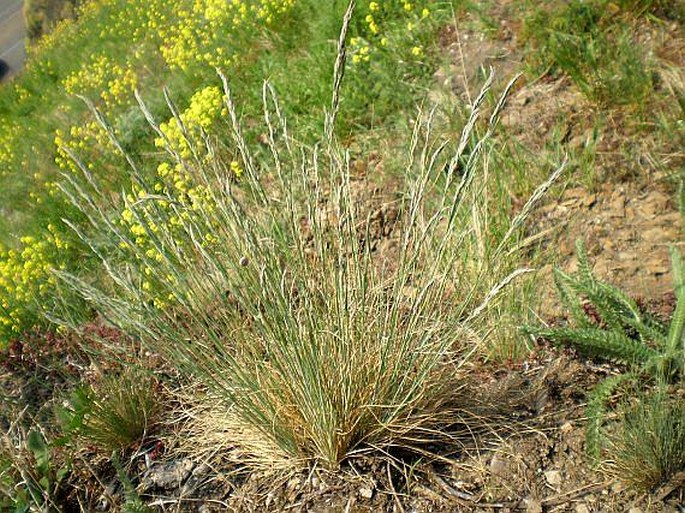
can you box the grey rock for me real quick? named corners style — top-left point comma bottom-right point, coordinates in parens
top-left (142, 458), bottom-right (194, 491)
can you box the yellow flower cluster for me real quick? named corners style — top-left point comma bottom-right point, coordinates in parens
top-left (118, 191), bottom-right (179, 308)
top-left (53, 121), bottom-right (116, 181)
top-left (161, 0), bottom-right (297, 70)
top-left (350, 0), bottom-right (435, 65)
top-left (30, 0), bottom-right (115, 55)
top-left (117, 174), bottom-right (216, 309)
top-left (63, 54), bottom-right (138, 109)
top-left (99, 0), bottom-right (165, 45)
top-left (156, 86), bottom-right (226, 157)
top-left (4, 0), bottom-right (299, 197)
top-left (0, 124), bottom-right (16, 178)
top-left (0, 0), bottom-right (294, 337)
top-left (32, 0), bottom-right (169, 56)
top-left (0, 226), bottom-right (67, 335)
top-left (118, 85), bottom-right (242, 307)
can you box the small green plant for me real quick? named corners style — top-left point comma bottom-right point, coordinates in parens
top-left (608, 390), bottom-right (685, 490)
top-left (0, 425), bottom-right (70, 511)
top-left (523, 0), bottom-right (654, 107)
top-left (60, 369), bottom-right (158, 453)
top-left (111, 452), bottom-right (153, 513)
top-left (524, 240), bottom-right (685, 458)
top-left (526, 240), bottom-right (684, 381)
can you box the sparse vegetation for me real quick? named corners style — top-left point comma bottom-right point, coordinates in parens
top-left (24, 0), bottom-right (83, 41)
top-left (1, 419), bottom-right (70, 511)
top-left (525, 241), bottom-right (684, 383)
top-left (525, 241), bottom-right (685, 478)
top-left (523, 0), bottom-right (655, 107)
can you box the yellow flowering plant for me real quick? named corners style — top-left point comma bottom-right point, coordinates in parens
top-left (349, 0), bottom-right (438, 65)
top-left (161, 0), bottom-right (298, 71)
top-left (340, 0), bottom-right (444, 129)
top-left (111, 84), bottom-right (243, 307)
top-left (63, 54), bottom-right (138, 110)
top-left (0, 226), bottom-right (70, 340)
top-left (0, 0), bottom-right (449, 349)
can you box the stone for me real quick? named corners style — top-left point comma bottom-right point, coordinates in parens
top-left (358, 486), bottom-right (374, 499)
top-left (524, 498), bottom-right (543, 513)
top-left (641, 227), bottom-right (670, 243)
top-left (637, 191), bottom-right (670, 218)
top-left (490, 454), bottom-right (509, 476)
top-left (544, 470), bottom-right (563, 487)
top-left (562, 187), bottom-right (585, 201)
top-left (560, 421), bottom-right (574, 434)
top-left (608, 196), bottom-right (626, 217)
top-left (583, 194), bottom-right (597, 208)
top-left (142, 458), bottom-right (193, 490)
top-left (574, 504), bottom-right (591, 513)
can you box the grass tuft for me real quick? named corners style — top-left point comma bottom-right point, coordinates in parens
top-left (608, 391), bottom-right (685, 490)
top-left (50, 11), bottom-right (564, 469)
top-left (523, 0), bottom-right (655, 107)
top-left (60, 368), bottom-right (158, 453)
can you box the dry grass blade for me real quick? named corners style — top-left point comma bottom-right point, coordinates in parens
top-left (326, 0), bottom-right (356, 142)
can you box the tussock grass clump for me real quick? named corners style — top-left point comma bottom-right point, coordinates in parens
top-left (609, 391), bottom-right (685, 490)
top-left (60, 368), bottom-right (158, 453)
top-left (53, 16), bottom-right (563, 468)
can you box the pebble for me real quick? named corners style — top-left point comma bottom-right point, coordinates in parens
top-left (524, 498), bottom-right (542, 513)
top-left (560, 421), bottom-right (574, 434)
top-left (142, 458), bottom-right (194, 490)
top-left (544, 470), bottom-right (563, 487)
top-left (358, 486), bottom-right (374, 499)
